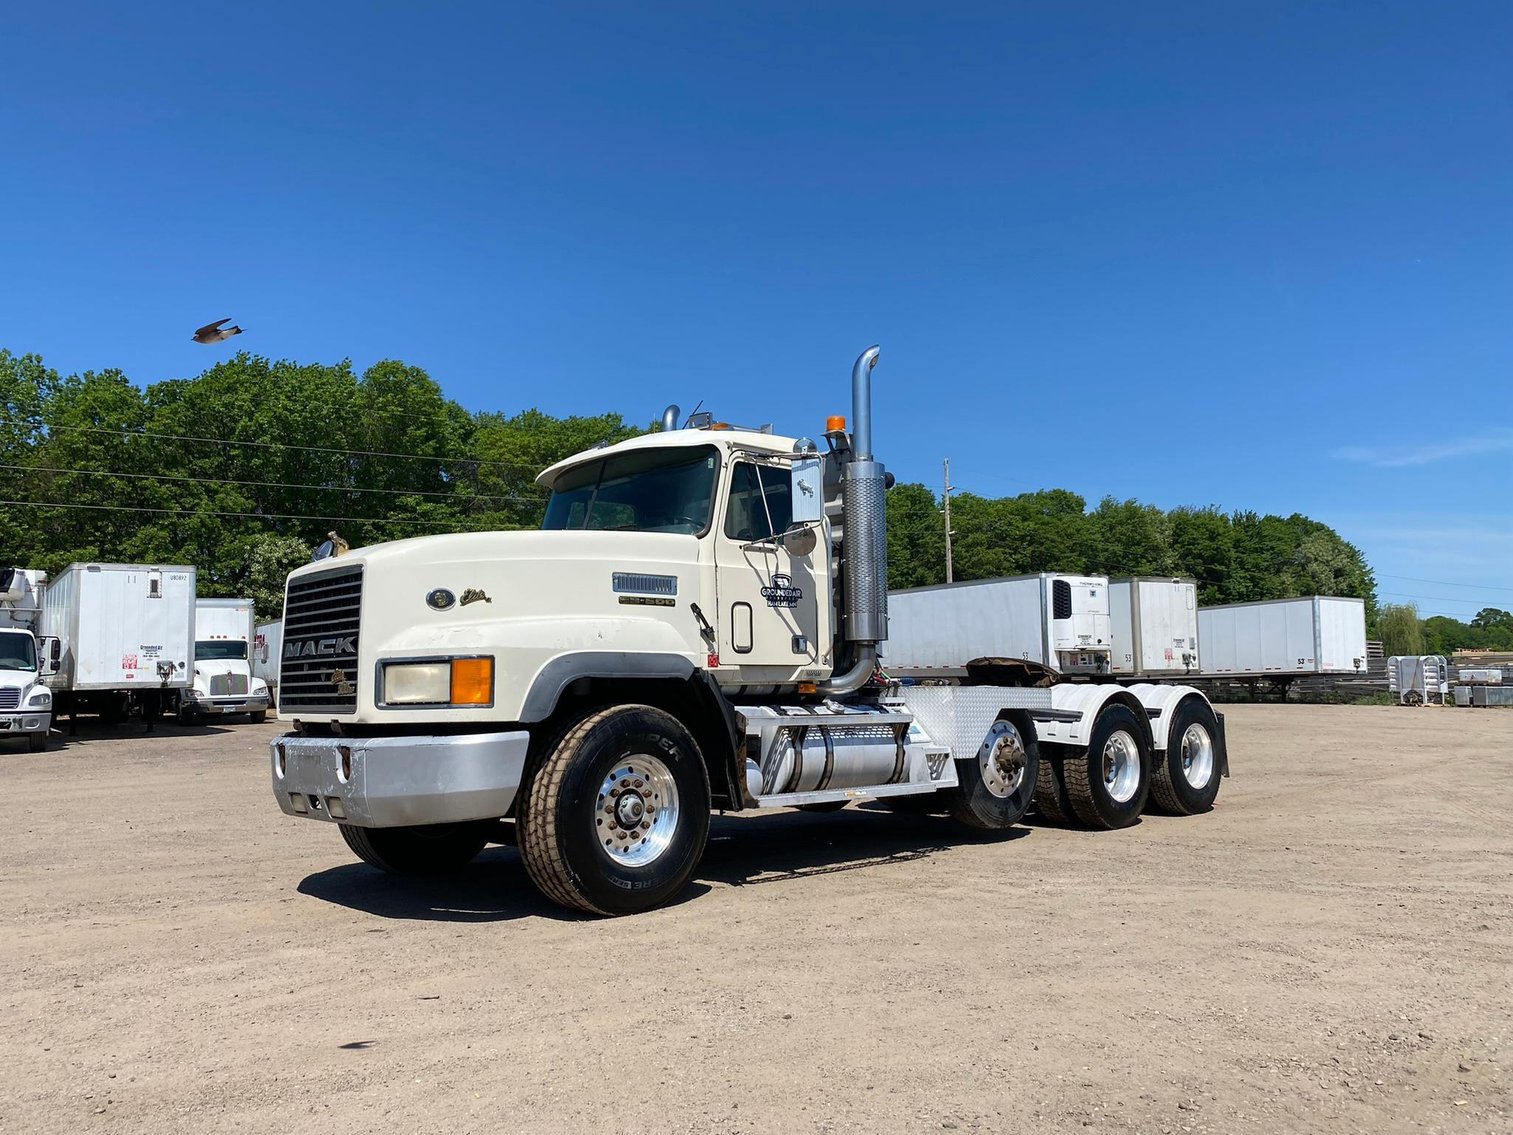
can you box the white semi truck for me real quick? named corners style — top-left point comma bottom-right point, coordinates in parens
top-left (0, 568), bottom-right (54, 751)
top-left (42, 562), bottom-right (196, 726)
top-left (269, 347), bottom-right (1229, 915)
top-left (182, 598), bottom-right (271, 723)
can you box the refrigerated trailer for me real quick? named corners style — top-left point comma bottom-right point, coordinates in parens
top-left (1198, 596), bottom-right (1368, 685)
top-left (269, 347), bottom-right (1229, 917)
top-left (41, 563), bottom-right (196, 723)
top-left (1109, 577), bottom-right (1199, 678)
top-left (887, 574), bottom-right (1114, 677)
top-left (253, 618), bottom-right (282, 708)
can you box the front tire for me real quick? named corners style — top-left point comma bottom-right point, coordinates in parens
top-left (339, 821), bottom-right (493, 873)
top-left (1063, 704), bottom-right (1149, 829)
top-left (941, 716), bottom-right (1039, 830)
top-left (28, 730), bottom-right (47, 752)
top-left (519, 705), bottom-right (711, 916)
top-left (250, 710), bottom-right (267, 724)
top-left (1149, 698), bottom-right (1222, 816)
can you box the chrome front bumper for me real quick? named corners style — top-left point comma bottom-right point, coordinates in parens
top-left (189, 694), bottom-right (269, 715)
top-left (0, 712), bottom-right (50, 735)
top-left (270, 729), bottom-right (531, 827)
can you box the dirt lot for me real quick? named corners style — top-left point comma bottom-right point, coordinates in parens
top-left (1, 705), bottom-right (1509, 1135)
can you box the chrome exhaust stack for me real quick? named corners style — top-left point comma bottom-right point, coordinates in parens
top-left (660, 404), bottom-right (681, 432)
top-left (818, 345), bottom-right (887, 696)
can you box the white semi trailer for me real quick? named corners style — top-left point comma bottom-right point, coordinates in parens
top-left (183, 598), bottom-right (271, 723)
top-left (42, 563), bottom-right (196, 726)
top-left (888, 574), bottom-right (1113, 677)
top-left (1110, 577), bottom-right (1199, 678)
top-left (269, 347), bottom-right (1230, 916)
top-left (1198, 596), bottom-right (1368, 695)
top-left (0, 568), bottom-right (54, 751)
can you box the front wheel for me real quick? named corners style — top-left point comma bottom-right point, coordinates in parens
top-left (28, 731), bottom-right (48, 753)
top-left (519, 705), bottom-right (711, 916)
top-left (1149, 698), bottom-right (1222, 816)
top-left (339, 821), bottom-right (493, 873)
top-left (1063, 704), bottom-right (1149, 829)
top-left (250, 710), bottom-right (267, 724)
top-left (941, 717), bottom-right (1039, 830)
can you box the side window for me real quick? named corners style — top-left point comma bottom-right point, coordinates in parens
top-left (724, 462), bottom-right (793, 542)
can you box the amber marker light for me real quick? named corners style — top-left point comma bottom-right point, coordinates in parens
top-left (450, 657), bottom-right (494, 705)
top-left (826, 415), bottom-right (846, 432)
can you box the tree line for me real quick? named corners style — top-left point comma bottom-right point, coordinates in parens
top-left (0, 348), bottom-right (1399, 637)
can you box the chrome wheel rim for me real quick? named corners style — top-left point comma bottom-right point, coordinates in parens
top-left (1180, 723), bottom-right (1214, 790)
top-left (596, 754), bottom-right (679, 867)
top-left (1102, 730), bottom-right (1141, 804)
top-left (978, 721), bottom-right (1027, 799)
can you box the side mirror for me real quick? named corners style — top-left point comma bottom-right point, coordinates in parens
top-left (779, 523), bottom-right (818, 558)
top-left (790, 455), bottom-right (823, 524)
top-left (40, 636), bottom-right (60, 674)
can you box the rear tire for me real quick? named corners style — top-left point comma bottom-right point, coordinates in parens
top-left (28, 730), bottom-right (47, 752)
top-left (796, 801), bottom-right (848, 813)
top-left (339, 821), bottom-right (493, 874)
top-left (1149, 698), bottom-right (1222, 816)
top-left (1033, 745), bottom-right (1070, 823)
top-left (1063, 704), bottom-right (1148, 830)
top-left (941, 717), bottom-right (1039, 830)
top-left (519, 705), bottom-right (710, 916)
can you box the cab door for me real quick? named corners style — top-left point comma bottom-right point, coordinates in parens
top-left (713, 460), bottom-right (821, 678)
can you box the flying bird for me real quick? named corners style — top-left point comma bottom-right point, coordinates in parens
top-left (192, 318), bottom-right (244, 344)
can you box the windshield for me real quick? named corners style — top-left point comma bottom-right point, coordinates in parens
top-left (196, 640), bottom-right (249, 661)
top-left (0, 631), bottom-right (37, 672)
top-left (543, 445), bottom-right (719, 535)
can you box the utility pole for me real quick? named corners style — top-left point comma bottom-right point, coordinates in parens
top-left (942, 457), bottom-right (955, 584)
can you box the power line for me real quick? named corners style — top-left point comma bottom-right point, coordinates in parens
top-left (1380, 591), bottom-right (1501, 608)
top-left (0, 461), bottom-right (546, 504)
top-left (1380, 573), bottom-right (1513, 594)
top-left (0, 415), bottom-right (552, 472)
top-left (0, 498), bottom-right (494, 528)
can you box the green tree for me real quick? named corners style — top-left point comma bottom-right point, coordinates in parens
top-left (1080, 497), bottom-right (1172, 577)
top-left (1377, 603), bottom-right (1424, 657)
top-left (247, 534), bottom-right (313, 618)
top-left (885, 482), bottom-right (946, 588)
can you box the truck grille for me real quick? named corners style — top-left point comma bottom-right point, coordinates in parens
top-left (0, 687), bottom-right (18, 711)
top-left (209, 673), bottom-right (250, 697)
top-left (279, 567), bottom-right (362, 714)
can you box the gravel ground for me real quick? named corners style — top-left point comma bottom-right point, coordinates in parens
top-left (1, 704), bottom-right (1509, 1134)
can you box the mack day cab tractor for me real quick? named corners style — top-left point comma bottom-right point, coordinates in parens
top-left (270, 347), bottom-right (1229, 915)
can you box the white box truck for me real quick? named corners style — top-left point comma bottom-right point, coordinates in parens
top-left (269, 349), bottom-right (1229, 917)
top-left (253, 618), bottom-right (282, 708)
top-left (1198, 596), bottom-right (1368, 679)
top-left (41, 563), bottom-right (196, 725)
top-left (1110, 577), bottom-right (1199, 678)
top-left (887, 574), bottom-right (1113, 677)
top-left (183, 598), bottom-right (271, 723)
top-left (0, 567), bottom-right (54, 751)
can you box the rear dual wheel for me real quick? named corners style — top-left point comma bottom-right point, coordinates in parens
top-left (1062, 704), bottom-right (1149, 829)
top-left (942, 717), bottom-right (1039, 830)
top-left (1149, 699), bottom-right (1222, 816)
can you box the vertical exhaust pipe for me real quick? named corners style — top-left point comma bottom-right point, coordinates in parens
top-left (660, 404), bottom-right (680, 432)
top-left (819, 346), bottom-right (887, 696)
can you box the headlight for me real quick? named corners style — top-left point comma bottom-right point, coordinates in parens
top-left (382, 658), bottom-right (493, 707)
top-left (26, 689), bottom-right (50, 708)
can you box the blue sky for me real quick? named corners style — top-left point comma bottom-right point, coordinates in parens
top-left (3, 2), bottom-right (1510, 618)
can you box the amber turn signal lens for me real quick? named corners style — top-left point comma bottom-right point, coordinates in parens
top-left (450, 657), bottom-right (493, 705)
top-left (825, 415), bottom-right (846, 432)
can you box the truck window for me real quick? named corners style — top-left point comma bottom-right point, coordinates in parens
top-left (724, 462), bottom-right (793, 541)
top-left (0, 631), bottom-right (37, 672)
top-left (543, 445), bottom-right (719, 535)
top-left (195, 641), bottom-right (249, 661)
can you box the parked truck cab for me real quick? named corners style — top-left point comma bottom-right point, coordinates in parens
top-left (182, 598), bottom-right (270, 724)
top-left (270, 347), bottom-right (1228, 915)
top-left (0, 568), bottom-right (53, 751)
